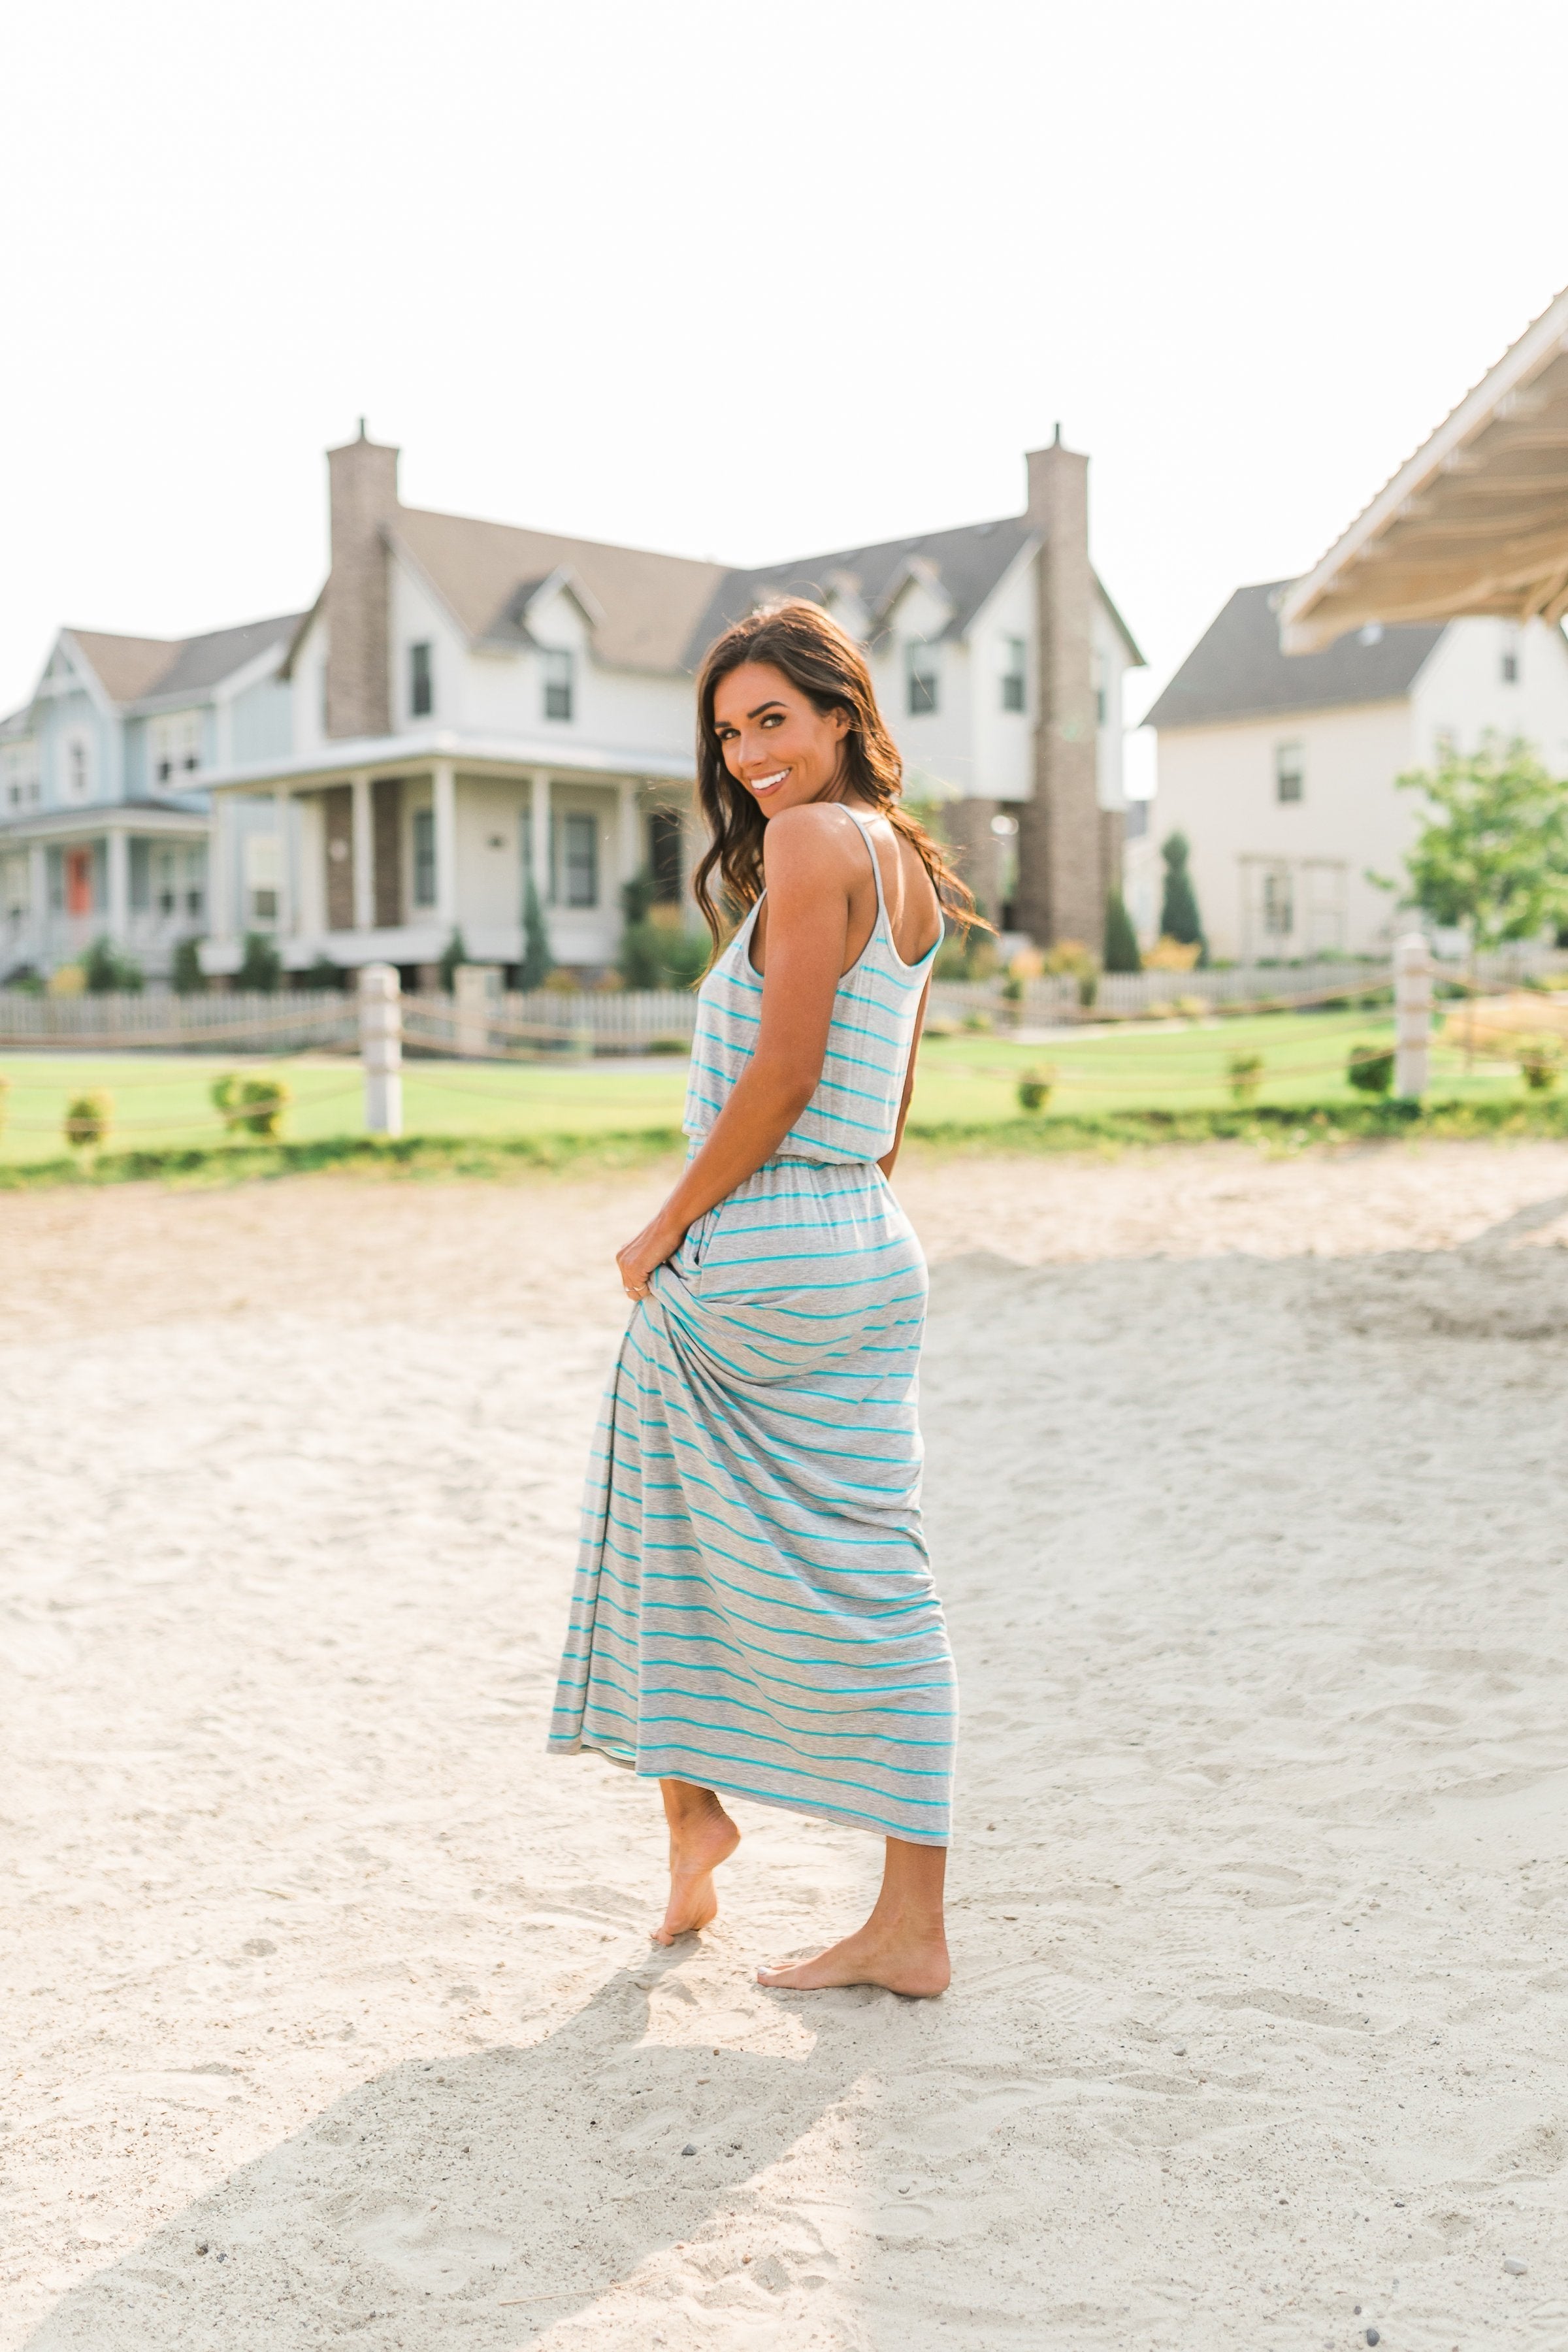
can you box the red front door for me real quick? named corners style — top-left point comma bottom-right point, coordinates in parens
top-left (65, 849), bottom-right (94, 916)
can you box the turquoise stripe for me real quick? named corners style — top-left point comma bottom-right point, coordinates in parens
top-left (553, 847), bottom-right (953, 1846)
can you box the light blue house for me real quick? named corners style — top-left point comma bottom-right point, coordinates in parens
top-left (0, 613), bottom-right (300, 981)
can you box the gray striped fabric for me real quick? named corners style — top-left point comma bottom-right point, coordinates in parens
top-left (548, 813), bottom-right (956, 1844)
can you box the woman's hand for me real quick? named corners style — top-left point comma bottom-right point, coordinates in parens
top-left (616, 1214), bottom-right (685, 1305)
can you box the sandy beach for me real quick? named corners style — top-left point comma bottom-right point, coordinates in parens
top-left (5, 1137), bottom-right (1568, 2350)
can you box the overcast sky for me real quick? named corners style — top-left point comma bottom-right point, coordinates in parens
top-left (5, 0), bottom-right (1568, 786)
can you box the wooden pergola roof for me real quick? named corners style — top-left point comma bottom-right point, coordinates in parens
top-left (1280, 285), bottom-right (1568, 652)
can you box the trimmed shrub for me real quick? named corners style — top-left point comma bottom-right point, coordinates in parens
top-left (236, 931), bottom-right (282, 992)
top-left (1017, 1066), bottom-right (1056, 1112)
top-left (1347, 1042), bottom-right (1396, 1095)
top-left (1518, 1037), bottom-right (1562, 1092)
top-left (64, 1090), bottom-right (111, 1150)
top-left (519, 877), bottom-right (553, 991)
top-left (438, 926), bottom-right (468, 993)
top-left (1159, 833), bottom-right (1207, 964)
top-left (1227, 1051), bottom-right (1264, 1104)
top-left (212, 1073), bottom-right (290, 1137)
top-left (171, 938), bottom-right (207, 994)
top-left (82, 936), bottom-right (143, 994)
top-left (1103, 889), bottom-right (1142, 973)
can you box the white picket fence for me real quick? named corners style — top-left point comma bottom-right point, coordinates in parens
top-left (0, 987), bottom-right (698, 1056)
top-left (2, 947), bottom-right (1564, 1056)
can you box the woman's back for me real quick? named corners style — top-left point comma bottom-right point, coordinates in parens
top-left (683, 804), bottom-right (939, 1167)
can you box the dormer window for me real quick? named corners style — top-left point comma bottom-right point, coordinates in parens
top-left (65, 736), bottom-right (91, 800)
top-left (906, 640), bottom-right (939, 716)
top-left (409, 642), bottom-right (434, 718)
top-left (1000, 638), bottom-right (1026, 712)
top-left (543, 649), bottom-right (574, 723)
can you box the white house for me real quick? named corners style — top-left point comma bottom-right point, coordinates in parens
top-left (1, 425), bottom-right (1143, 983)
top-left (0, 614), bottom-right (299, 981)
top-left (1145, 583), bottom-right (1568, 962)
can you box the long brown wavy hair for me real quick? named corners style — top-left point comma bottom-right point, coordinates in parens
top-left (692, 598), bottom-right (988, 946)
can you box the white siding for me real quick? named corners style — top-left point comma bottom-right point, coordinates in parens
top-left (1409, 616), bottom-right (1568, 772)
top-left (1154, 700), bottom-right (1416, 960)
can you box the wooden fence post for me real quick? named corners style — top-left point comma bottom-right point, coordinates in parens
top-left (1395, 930), bottom-right (1431, 1100)
top-left (360, 962), bottom-right (403, 1136)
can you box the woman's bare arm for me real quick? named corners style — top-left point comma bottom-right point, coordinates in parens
top-left (615, 807), bottom-right (857, 1293)
top-left (877, 975), bottom-right (930, 1179)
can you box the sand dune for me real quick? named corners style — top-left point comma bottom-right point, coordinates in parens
top-left (4, 1140), bottom-right (1568, 2348)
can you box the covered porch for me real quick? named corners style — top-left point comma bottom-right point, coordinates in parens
top-left (0, 803), bottom-right (208, 981)
top-left (202, 743), bottom-right (695, 982)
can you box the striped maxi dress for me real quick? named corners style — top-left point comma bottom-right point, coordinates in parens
top-left (547, 809), bottom-right (957, 1846)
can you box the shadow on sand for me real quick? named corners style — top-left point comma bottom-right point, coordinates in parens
top-left (26, 1948), bottom-right (861, 2348)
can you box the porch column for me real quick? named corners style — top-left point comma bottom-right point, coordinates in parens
top-left (28, 844), bottom-right (47, 961)
top-left (272, 789), bottom-right (293, 941)
top-left (350, 771), bottom-right (374, 929)
top-left (106, 828), bottom-right (130, 943)
top-left (529, 771), bottom-right (551, 905)
top-left (210, 794), bottom-right (237, 945)
top-left (617, 779), bottom-right (642, 902)
top-left (433, 760), bottom-right (458, 928)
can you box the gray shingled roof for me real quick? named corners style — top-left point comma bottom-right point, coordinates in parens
top-left (150, 612), bottom-right (304, 698)
top-left (1143, 581), bottom-right (1446, 730)
top-left (393, 510), bottom-right (727, 674)
top-left (687, 516), bottom-right (1037, 666)
top-left (65, 613), bottom-right (303, 708)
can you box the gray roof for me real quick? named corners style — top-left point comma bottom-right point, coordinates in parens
top-left (1143, 581), bottom-right (1446, 730)
top-left (393, 510), bottom-right (727, 674)
top-left (149, 612), bottom-right (304, 698)
top-left (687, 516), bottom-right (1037, 665)
top-left (65, 612), bottom-right (303, 708)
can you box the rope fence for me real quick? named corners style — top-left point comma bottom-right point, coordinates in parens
top-left (3, 945), bottom-right (1563, 1156)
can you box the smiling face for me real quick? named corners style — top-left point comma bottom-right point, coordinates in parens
top-left (710, 661), bottom-right (853, 818)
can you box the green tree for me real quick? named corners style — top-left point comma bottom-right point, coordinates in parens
top-left (1392, 735), bottom-right (1568, 955)
top-left (236, 931), bottom-right (282, 992)
top-left (1160, 833), bottom-right (1207, 963)
top-left (519, 876), bottom-right (553, 990)
top-left (1103, 887), bottom-right (1141, 973)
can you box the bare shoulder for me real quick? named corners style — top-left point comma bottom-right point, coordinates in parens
top-left (762, 802), bottom-right (866, 881)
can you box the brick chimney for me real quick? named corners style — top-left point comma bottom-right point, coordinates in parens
top-left (1013, 428), bottom-right (1102, 948)
top-left (324, 421), bottom-right (399, 740)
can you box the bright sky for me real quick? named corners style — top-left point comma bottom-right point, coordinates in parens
top-left (5, 0), bottom-right (1568, 787)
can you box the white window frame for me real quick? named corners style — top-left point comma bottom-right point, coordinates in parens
top-left (1000, 637), bottom-right (1026, 713)
top-left (906, 640), bottom-right (939, 716)
top-left (150, 709), bottom-right (202, 789)
top-left (1262, 866), bottom-right (1294, 937)
top-left (542, 648), bottom-right (574, 723)
top-left (1275, 741), bottom-right (1305, 804)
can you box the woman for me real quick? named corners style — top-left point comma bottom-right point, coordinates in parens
top-left (548, 599), bottom-right (977, 1997)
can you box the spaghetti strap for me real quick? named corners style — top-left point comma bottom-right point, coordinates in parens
top-left (840, 803), bottom-right (889, 931)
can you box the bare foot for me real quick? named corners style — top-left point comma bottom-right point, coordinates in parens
top-left (757, 1918), bottom-right (950, 1997)
top-left (653, 1799), bottom-right (740, 1945)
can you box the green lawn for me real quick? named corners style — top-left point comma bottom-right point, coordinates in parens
top-left (0, 1009), bottom-right (1543, 1166)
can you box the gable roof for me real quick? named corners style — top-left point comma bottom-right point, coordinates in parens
top-left (392, 508), bottom-right (727, 673)
top-left (687, 515), bottom-right (1037, 665)
top-left (63, 612), bottom-right (303, 709)
top-left (1143, 581), bottom-right (1446, 731)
